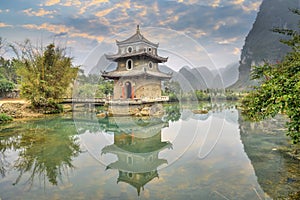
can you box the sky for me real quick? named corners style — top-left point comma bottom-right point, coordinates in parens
top-left (0, 0), bottom-right (263, 71)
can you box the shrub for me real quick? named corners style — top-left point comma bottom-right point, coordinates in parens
top-left (0, 113), bottom-right (13, 123)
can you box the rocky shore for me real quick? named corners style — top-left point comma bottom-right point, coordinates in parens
top-left (0, 100), bottom-right (42, 119)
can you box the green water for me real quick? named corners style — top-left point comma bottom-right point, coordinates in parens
top-left (0, 103), bottom-right (299, 199)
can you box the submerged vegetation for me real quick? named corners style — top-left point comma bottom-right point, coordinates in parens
top-left (241, 9), bottom-right (300, 144)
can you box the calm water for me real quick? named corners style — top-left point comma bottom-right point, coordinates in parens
top-left (0, 103), bottom-right (299, 200)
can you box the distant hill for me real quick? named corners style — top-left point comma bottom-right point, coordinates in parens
top-left (233, 0), bottom-right (299, 89)
top-left (160, 63), bottom-right (239, 91)
top-left (211, 63), bottom-right (239, 88)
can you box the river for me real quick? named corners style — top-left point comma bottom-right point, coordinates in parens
top-left (0, 102), bottom-right (299, 199)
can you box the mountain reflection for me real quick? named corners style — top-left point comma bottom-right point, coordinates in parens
top-left (100, 115), bottom-right (173, 196)
top-left (0, 118), bottom-right (81, 189)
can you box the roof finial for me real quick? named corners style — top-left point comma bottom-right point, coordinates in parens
top-left (136, 24), bottom-right (140, 33)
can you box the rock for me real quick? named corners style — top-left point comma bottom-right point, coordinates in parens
top-left (129, 107), bottom-right (140, 115)
top-left (140, 109), bottom-right (150, 116)
top-left (140, 106), bottom-right (150, 116)
top-left (192, 109), bottom-right (208, 114)
top-left (97, 112), bottom-right (107, 118)
top-left (0, 103), bottom-right (24, 118)
top-left (0, 101), bottom-right (42, 118)
top-left (135, 112), bottom-right (142, 117)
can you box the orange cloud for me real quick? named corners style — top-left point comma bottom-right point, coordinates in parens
top-left (71, 32), bottom-right (104, 42)
top-left (242, 1), bottom-right (261, 12)
top-left (217, 37), bottom-right (238, 44)
top-left (62, 0), bottom-right (81, 7)
top-left (79, 0), bottom-right (110, 14)
top-left (231, 0), bottom-right (244, 5)
top-left (44, 0), bottom-right (60, 6)
top-left (22, 23), bottom-right (104, 42)
top-left (0, 22), bottom-right (12, 28)
top-left (211, 0), bottom-right (221, 7)
top-left (95, 7), bottom-right (114, 17)
top-left (23, 8), bottom-right (56, 17)
top-left (233, 47), bottom-right (240, 55)
top-left (22, 23), bottom-right (69, 33)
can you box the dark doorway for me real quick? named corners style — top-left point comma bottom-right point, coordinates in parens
top-left (125, 81), bottom-right (132, 99)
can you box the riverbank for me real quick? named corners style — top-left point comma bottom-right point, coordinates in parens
top-left (0, 99), bottom-right (43, 119)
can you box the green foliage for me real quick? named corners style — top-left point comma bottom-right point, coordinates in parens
top-left (97, 79), bottom-right (114, 97)
top-left (0, 78), bottom-right (14, 95)
top-left (0, 38), bottom-right (17, 96)
top-left (14, 41), bottom-right (79, 112)
top-left (163, 81), bottom-right (180, 102)
top-left (0, 113), bottom-right (13, 123)
top-left (0, 58), bottom-right (19, 84)
top-left (163, 104), bottom-right (181, 122)
top-left (75, 73), bottom-right (113, 98)
top-left (241, 9), bottom-right (300, 143)
top-left (0, 38), bottom-right (18, 84)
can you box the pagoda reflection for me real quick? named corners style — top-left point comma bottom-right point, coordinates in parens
top-left (101, 117), bottom-right (172, 196)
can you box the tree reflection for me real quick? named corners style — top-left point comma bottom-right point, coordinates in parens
top-left (0, 118), bottom-right (81, 189)
top-left (163, 104), bottom-right (181, 122)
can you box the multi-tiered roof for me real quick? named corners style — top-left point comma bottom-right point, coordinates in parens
top-left (102, 25), bottom-right (171, 80)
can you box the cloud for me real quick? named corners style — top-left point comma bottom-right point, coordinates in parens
top-left (0, 9), bottom-right (10, 13)
top-left (213, 17), bottom-right (239, 30)
top-left (95, 7), bottom-right (114, 17)
top-left (22, 23), bottom-right (104, 42)
top-left (231, 0), bottom-right (244, 5)
top-left (79, 0), bottom-right (110, 15)
top-left (44, 0), bottom-right (61, 6)
top-left (0, 22), bottom-right (12, 28)
top-left (183, 28), bottom-right (207, 39)
top-left (233, 47), bottom-right (240, 55)
top-left (211, 0), bottom-right (221, 7)
top-left (71, 32), bottom-right (104, 42)
top-left (242, 1), bottom-right (261, 12)
top-left (22, 23), bottom-right (69, 32)
top-left (217, 37), bottom-right (239, 44)
top-left (23, 8), bottom-right (56, 17)
top-left (62, 0), bottom-right (81, 7)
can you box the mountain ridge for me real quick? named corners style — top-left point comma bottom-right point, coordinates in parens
top-left (233, 0), bottom-right (299, 89)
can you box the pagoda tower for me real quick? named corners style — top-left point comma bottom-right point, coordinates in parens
top-left (102, 25), bottom-right (172, 102)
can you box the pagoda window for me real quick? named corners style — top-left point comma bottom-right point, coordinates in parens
top-left (127, 46), bottom-right (133, 53)
top-left (126, 59), bottom-right (133, 70)
top-left (127, 156), bottom-right (133, 165)
top-left (148, 47), bottom-right (152, 53)
top-left (148, 61), bottom-right (153, 69)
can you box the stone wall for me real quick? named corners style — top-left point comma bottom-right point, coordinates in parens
top-left (113, 77), bottom-right (161, 100)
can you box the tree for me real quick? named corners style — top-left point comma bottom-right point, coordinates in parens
top-left (241, 9), bottom-right (300, 143)
top-left (14, 40), bottom-right (79, 113)
top-left (74, 72), bottom-right (114, 98)
top-left (0, 78), bottom-right (14, 97)
top-left (0, 37), bottom-right (17, 97)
